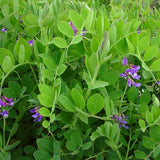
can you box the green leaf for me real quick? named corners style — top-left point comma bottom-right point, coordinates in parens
top-left (127, 86), bottom-right (139, 103)
top-left (91, 37), bottom-right (99, 53)
top-left (71, 88), bottom-right (85, 109)
top-left (42, 120), bottom-right (49, 128)
top-left (19, 44), bottom-right (25, 64)
top-left (126, 37), bottom-right (135, 53)
top-left (24, 145), bottom-right (36, 155)
top-left (150, 59), bottom-right (160, 71)
top-left (2, 56), bottom-right (12, 72)
top-left (66, 140), bottom-right (76, 151)
top-left (38, 94), bottom-right (53, 107)
top-left (0, 134), bottom-right (2, 147)
top-left (69, 10), bottom-right (83, 30)
top-left (85, 9), bottom-right (95, 31)
top-left (58, 95), bottom-right (76, 112)
top-left (150, 126), bottom-right (160, 142)
top-left (33, 150), bottom-right (51, 160)
top-left (152, 94), bottom-right (159, 107)
top-left (57, 64), bottom-right (67, 76)
top-left (85, 53), bottom-right (98, 78)
top-left (96, 14), bottom-right (104, 36)
top-left (77, 112), bottom-right (88, 124)
top-left (146, 111), bottom-right (153, 124)
top-left (87, 93), bottom-right (104, 114)
top-left (143, 46), bottom-right (159, 61)
top-left (143, 136), bottom-right (155, 149)
top-left (108, 25), bottom-right (117, 44)
top-left (71, 130), bottom-right (82, 147)
top-left (153, 145), bottom-right (160, 158)
top-left (39, 107), bottom-right (50, 117)
top-left (82, 142), bottom-right (92, 150)
top-left (15, 38), bottom-right (31, 61)
top-left (50, 114), bottom-right (55, 123)
top-left (0, 152), bottom-right (11, 160)
top-left (139, 119), bottom-right (146, 132)
top-left (5, 140), bottom-right (21, 151)
top-left (40, 54), bottom-right (57, 72)
top-left (37, 138), bottom-right (53, 153)
top-left (51, 37), bottom-right (68, 48)
top-left (138, 36), bottom-right (150, 53)
top-left (135, 150), bottom-right (146, 159)
top-left (71, 35), bottom-right (82, 44)
top-left (139, 91), bottom-right (151, 104)
top-left (90, 80), bottom-right (109, 89)
top-left (139, 103), bottom-right (149, 119)
top-left (42, 69), bottom-right (54, 81)
top-left (8, 123), bottom-right (18, 140)
top-left (104, 97), bottom-right (111, 116)
top-left (53, 140), bottom-right (60, 155)
top-left (53, 155), bottom-right (60, 160)
top-left (38, 84), bottom-right (54, 97)
top-left (0, 48), bottom-right (15, 65)
top-left (57, 21), bottom-right (74, 38)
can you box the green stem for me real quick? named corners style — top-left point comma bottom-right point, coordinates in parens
top-left (115, 148), bottom-right (123, 160)
top-left (3, 117), bottom-right (6, 149)
top-left (119, 82), bottom-right (128, 112)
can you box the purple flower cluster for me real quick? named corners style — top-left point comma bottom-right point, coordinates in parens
top-left (137, 27), bottom-right (140, 34)
top-left (0, 96), bottom-right (14, 118)
top-left (120, 57), bottom-right (141, 87)
top-left (69, 21), bottom-right (86, 36)
top-left (1, 27), bottom-right (7, 33)
top-left (112, 114), bottom-right (129, 129)
top-left (30, 107), bottom-right (42, 122)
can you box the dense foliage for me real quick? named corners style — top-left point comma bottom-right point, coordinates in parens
top-left (0, 0), bottom-right (160, 159)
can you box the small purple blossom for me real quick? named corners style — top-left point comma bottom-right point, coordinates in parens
top-left (111, 114), bottom-right (129, 129)
top-left (157, 81), bottom-right (160, 86)
top-left (1, 27), bottom-right (7, 33)
top-left (120, 57), bottom-right (141, 88)
top-left (30, 107), bottom-right (42, 122)
top-left (0, 110), bottom-right (9, 118)
top-left (28, 40), bottom-right (33, 46)
top-left (121, 57), bottom-right (128, 65)
top-left (81, 29), bottom-right (86, 36)
top-left (137, 27), bottom-right (140, 34)
top-left (69, 21), bottom-right (78, 36)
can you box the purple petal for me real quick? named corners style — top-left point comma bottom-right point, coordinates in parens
top-left (137, 31), bottom-right (140, 34)
top-left (28, 40), bottom-right (33, 46)
top-left (112, 115), bottom-right (117, 119)
top-left (69, 21), bottom-right (77, 36)
top-left (132, 81), bottom-right (141, 87)
top-left (128, 78), bottom-right (132, 87)
top-left (157, 81), bottom-right (160, 86)
top-left (122, 124), bottom-right (129, 129)
top-left (81, 29), bottom-right (86, 36)
top-left (132, 73), bottom-right (141, 80)
top-left (121, 57), bottom-right (128, 65)
top-left (30, 108), bottom-right (36, 113)
top-left (1, 28), bottom-right (7, 33)
top-left (5, 98), bottom-right (13, 102)
top-left (119, 73), bottom-right (127, 78)
top-left (8, 102), bottom-right (14, 106)
top-left (37, 115), bottom-right (42, 122)
top-left (32, 113), bottom-right (39, 118)
top-left (0, 110), bottom-right (9, 118)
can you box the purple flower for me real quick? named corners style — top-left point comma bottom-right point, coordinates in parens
top-left (119, 73), bottom-right (127, 78)
top-left (157, 81), bottom-right (160, 86)
top-left (28, 40), bottom-right (33, 46)
top-left (69, 21), bottom-right (78, 36)
top-left (30, 107), bottom-right (42, 122)
top-left (128, 78), bottom-right (132, 87)
top-left (132, 81), bottom-right (141, 87)
top-left (0, 99), bottom-right (6, 107)
top-left (137, 27), bottom-right (140, 34)
top-left (1, 27), bottom-right (7, 33)
top-left (121, 57), bottom-right (128, 65)
top-left (119, 58), bottom-right (141, 88)
top-left (81, 29), bottom-right (86, 36)
top-left (112, 114), bottom-right (129, 129)
top-left (0, 110), bottom-right (9, 118)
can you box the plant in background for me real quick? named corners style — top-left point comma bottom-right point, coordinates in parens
top-left (0, 0), bottom-right (160, 160)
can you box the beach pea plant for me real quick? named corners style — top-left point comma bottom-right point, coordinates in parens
top-left (0, 0), bottom-right (160, 159)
